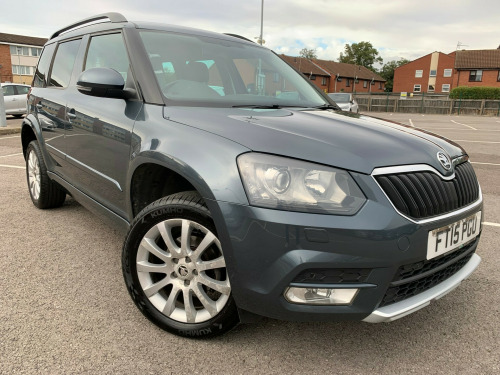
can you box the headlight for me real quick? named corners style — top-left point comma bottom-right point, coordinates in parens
top-left (237, 153), bottom-right (366, 215)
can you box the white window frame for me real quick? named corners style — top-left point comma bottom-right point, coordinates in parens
top-left (428, 84), bottom-right (435, 92)
top-left (429, 70), bottom-right (437, 77)
top-left (442, 84), bottom-right (451, 93)
top-left (413, 84), bottom-right (421, 92)
top-left (443, 69), bottom-right (452, 77)
top-left (415, 70), bottom-right (423, 78)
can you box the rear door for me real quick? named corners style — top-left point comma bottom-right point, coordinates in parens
top-left (30, 39), bottom-right (82, 170)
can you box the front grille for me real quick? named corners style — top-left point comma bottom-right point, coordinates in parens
top-left (375, 162), bottom-right (479, 220)
top-left (379, 238), bottom-right (478, 307)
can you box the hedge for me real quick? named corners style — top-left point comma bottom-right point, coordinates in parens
top-left (449, 86), bottom-right (500, 100)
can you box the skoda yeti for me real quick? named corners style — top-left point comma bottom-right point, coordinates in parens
top-left (22, 13), bottom-right (483, 337)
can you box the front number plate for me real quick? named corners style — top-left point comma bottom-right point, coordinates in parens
top-left (427, 211), bottom-right (482, 260)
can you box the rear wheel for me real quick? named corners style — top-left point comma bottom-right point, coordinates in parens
top-left (26, 141), bottom-right (66, 209)
top-left (122, 192), bottom-right (239, 338)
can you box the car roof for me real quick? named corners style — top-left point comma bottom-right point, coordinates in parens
top-left (1, 83), bottom-right (30, 87)
top-left (47, 13), bottom-right (257, 48)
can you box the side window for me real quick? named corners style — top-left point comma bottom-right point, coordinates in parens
top-left (33, 43), bottom-right (56, 87)
top-left (2, 86), bottom-right (15, 96)
top-left (85, 33), bottom-right (129, 81)
top-left (49, 39), bottom-right (82, 88)
top-left (16, 85), bottom-right (30, 95)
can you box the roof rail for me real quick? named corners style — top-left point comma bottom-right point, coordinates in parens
top-left (224, 33), bottom-right (255, 43)
top-left (49, 12), bottom-right (127, 40)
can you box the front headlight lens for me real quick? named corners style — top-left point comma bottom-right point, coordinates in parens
top-left (237, 153), bottom-right (366, 215)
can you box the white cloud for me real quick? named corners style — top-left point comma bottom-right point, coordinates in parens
top-left (2, 0), bottom-right (500, 66)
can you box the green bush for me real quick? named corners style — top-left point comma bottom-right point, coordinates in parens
top-left (449, 86), bottom-right (500, 99)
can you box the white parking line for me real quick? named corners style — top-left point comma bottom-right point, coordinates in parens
top-left (471, 162), bottom-right (500, 166)
top-left (451, 120), bottom-right (477, 130)
top-left (0, 153), bottom-right (23, 158)
top-left (0, 135), bottom-right (21, 140)
top-left (484, 222), bottom-right (500, 228)
top-left (454, 140), bottom-right (500, 144)
top-left (0, 164), bottom-right (25, 169)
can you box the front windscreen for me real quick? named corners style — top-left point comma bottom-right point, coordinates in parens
top-left (139, 30), bottom-right (328, 108)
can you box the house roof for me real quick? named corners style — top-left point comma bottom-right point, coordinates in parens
top-left (0, 32), bottom-right (47, 47)
top-left (455, 49), bottom-right (500, 69)
top-left (313, 59), bottom-right (385, 82)
top-left (280, 55), bottom-right (330, 76)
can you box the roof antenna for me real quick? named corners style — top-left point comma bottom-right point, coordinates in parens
top-left (456, 41), bottom-right (468, 50)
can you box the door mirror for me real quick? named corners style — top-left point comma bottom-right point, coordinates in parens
top-left (77, 67), bottom-right (125, 97)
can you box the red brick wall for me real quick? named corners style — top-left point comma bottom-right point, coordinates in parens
top-left (307, 75), bottom-right (330, 93)
top-left (454, 69), bottom-right (500, 88)
top-left (393, 54), bottom-right (432, 93)
top-left (0, 44), bottom-right (13, 82)
top-left (394, 53), bottom-right (455, 94)
top-left (434, 54), bottom-right (455, 93)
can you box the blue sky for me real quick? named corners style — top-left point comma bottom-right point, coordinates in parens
top-left (2, 0), bottom-right (499, 67)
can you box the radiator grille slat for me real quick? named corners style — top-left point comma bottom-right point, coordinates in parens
top-left (375, 162), bottom-right (479, 220)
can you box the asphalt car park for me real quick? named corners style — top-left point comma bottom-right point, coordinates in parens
top-left (1, 113), bottom-right (499, 374)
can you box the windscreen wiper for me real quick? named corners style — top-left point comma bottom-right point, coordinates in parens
top-left (232, 104), bottom-right (283, 109)
top-left (312, 104), bottom-right (340, 110)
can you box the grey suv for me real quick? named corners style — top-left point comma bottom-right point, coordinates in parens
top-left (22, 13), bottom-right (483, 338)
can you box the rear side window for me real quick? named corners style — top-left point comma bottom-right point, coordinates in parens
top-left (85, 33), bottom-right (129, 81)
top-left (49, 39), bottom-right (81, 88)
top-left (33, 43), bottom-right (56, 87)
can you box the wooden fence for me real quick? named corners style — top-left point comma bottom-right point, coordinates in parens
top-left (354, 94), bottom-right (500, 116)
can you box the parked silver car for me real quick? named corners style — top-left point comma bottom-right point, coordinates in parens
top-left (328, 92), bottom-right (359, 113)
top-left (1, 83), bottom-right (30, 117)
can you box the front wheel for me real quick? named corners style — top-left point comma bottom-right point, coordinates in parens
top-left (122, 192), bottom-right (239, 338)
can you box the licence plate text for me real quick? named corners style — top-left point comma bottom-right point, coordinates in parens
top-left (427, 211), bottom-right (481, 260)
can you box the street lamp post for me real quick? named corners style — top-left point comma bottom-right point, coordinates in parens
top-left (259, 0), bottom-right (264, 45)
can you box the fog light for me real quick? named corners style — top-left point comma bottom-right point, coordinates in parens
top-left (285, 287), bottom-right (358, 305)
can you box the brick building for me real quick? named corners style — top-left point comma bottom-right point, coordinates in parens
top-left (394, 48), bottom-right (500, 94)
top-left (453, 49), bottom-right (500, 88)
top-left (281, 55), bottom-right (385, 93)
top-left (0, 33), bottom-right (47, 84)
top-left (393, 52), bottom-right (456, 94)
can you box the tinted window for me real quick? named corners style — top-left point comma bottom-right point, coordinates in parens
top-left (49, 39), bottom-right (81, 88)
top-left (33, 43), bottom-right (56, 88)
top-left (85, 33), bottom-right (129, 80)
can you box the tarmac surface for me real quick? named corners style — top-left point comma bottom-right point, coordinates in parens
top-left (1, 112), bottom-right (499, 374)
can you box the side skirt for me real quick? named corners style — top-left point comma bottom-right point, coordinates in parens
top-left (48, 171), bottom-right (130, 234)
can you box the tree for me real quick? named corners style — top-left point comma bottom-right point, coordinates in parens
top-left (379, 58), bottom-right (410, 92)
top-left (299, 48), bottom-right (317, 59)
top-left (339, 41), bottom-right (383, 71)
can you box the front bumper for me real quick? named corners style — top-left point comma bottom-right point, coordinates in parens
top-left (211, 186), bottom-right (482, 322)
top-left (363, 253), bottom-right (481, 323)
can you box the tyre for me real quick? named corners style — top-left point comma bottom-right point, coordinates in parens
top-left (122, 192), bottom-right (239, 338)
top-left (26, 141), bottom-right (66, 209)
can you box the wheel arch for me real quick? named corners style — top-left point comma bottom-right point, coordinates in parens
top-left (129, 160), bottom-right (205, 218)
